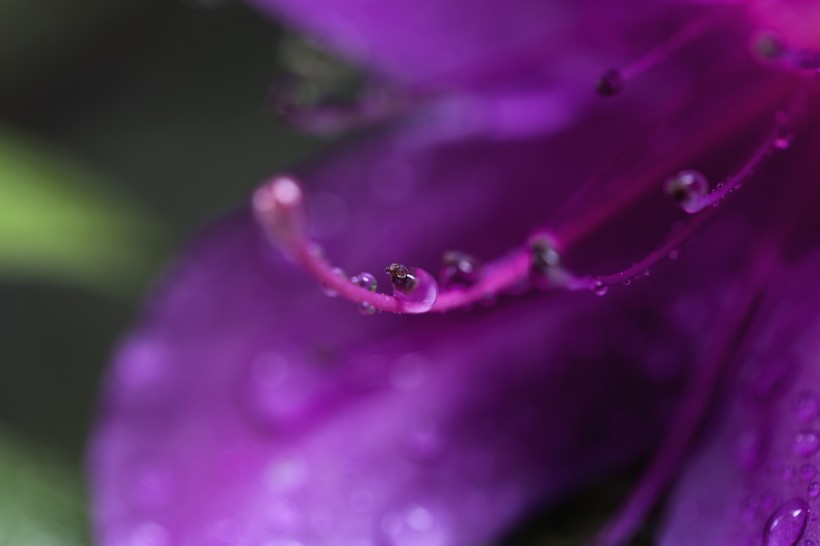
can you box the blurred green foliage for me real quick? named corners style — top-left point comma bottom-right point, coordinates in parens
top-left (0, 128), bottom-right (164, 296)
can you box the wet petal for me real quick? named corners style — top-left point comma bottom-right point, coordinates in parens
top-left (89, 106), bottom-right (739, 544)
top-left (660, 250), bottom-right (820, 546)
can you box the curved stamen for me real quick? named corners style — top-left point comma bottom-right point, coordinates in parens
top-left (253, 83), bottom-right (799, 315)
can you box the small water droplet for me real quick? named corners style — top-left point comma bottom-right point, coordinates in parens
top-left (529, 234), bottom-right (570, 289)
top-left (321, 267), bottom-right (346, 297)
top-left (386, 263), bottom-right (438, 313)
top-left (793, 392), bottom-right (820, 423)
top-left (668, 249), bottom-right (680, 261)
top-left (665, 170), bottom-right (709, 214)
top-left (359, 302), bottom-right (378, 316)
top-left (809, 482), bottom-right (820, 498)
top-left (763, 499), bottom-right (808, 546)
top-left (440, 251), bottom-right (480, 287)
top-left (793, 430), bottom-right (820, 458)
top-left (801, 464), bottom-right (817, 482)
top-left (593, 280), bottom-right (609, 296)
top-left (351, 272), bottom-right (378, 292)
top-left (596, 68), bottom-right (624, 97)
top-left (622, 278), bottom-right (632, 286)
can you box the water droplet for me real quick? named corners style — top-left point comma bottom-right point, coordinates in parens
top-left (809, 482), bottom-right (820, 498)
top-left (596, 68), bottom-right (624, 97)
top-left (529, 234), bottom-right (569, 289)
top-left (386, 263), bottom-right (438, 313)
top-left (622, 278), bottom-right (632, 286)
top-left (593, 280), bottom-right (609, 296)
top-left (793, 430), bottom-right (820, 458)
top-left (763, 499), bottom-right (808, 546)
top-left (664, 170), bottom-right (709, 214)
top-left (801, 464), bottom-right (817, 482)
top-left (321, 267), bottom-right (346, 297)
top-left (440, 251), bottom-right (480, 287)
top-left (351, 272), bottom-right (378, 292)
top-left (359, 302), bottom-right (378, 316)
top-left (668, 249), bottom-right (680, 261)
top-left (793, 392), bottom-right (820, 423)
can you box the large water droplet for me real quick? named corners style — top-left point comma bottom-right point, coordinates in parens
top-left (763, 499), bottom-right (808, 546)
top-left (665, 170), bottom-right (709, 214)
top-left (793, 430), bottom-right (820, 458)
top-left (386, 263), bottom-right (438, 313)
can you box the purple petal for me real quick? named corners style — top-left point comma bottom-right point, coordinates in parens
top-left (660, 250), bottom-right (820, 546)
top-left (89, 110), bottom-right (735, 544)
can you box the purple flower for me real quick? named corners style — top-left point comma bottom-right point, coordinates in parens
top-left (89, 1), bottom-right (820, 545)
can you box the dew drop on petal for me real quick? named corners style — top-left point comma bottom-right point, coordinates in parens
top-left (793, 430), bottom-right (820, 458)
top-left (801, 464), bottom-right (817, 482)
top-left (386, 263), bottom-right (438, 313)
top-left (351, 272), bottom-right (378, 292)
top-left (763, 499), bottom-right (808, 546)
top-left (668, 249), bottom-right (680, 261)
top-left (665, 169), bottom-right (710, 214)
top-left (809, 483), bottom-right (820, 498)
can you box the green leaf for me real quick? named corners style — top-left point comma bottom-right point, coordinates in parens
top-left (0, 127), bottom-right (165, 297)
top-left (0, 430), bottom-right (90, 546)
